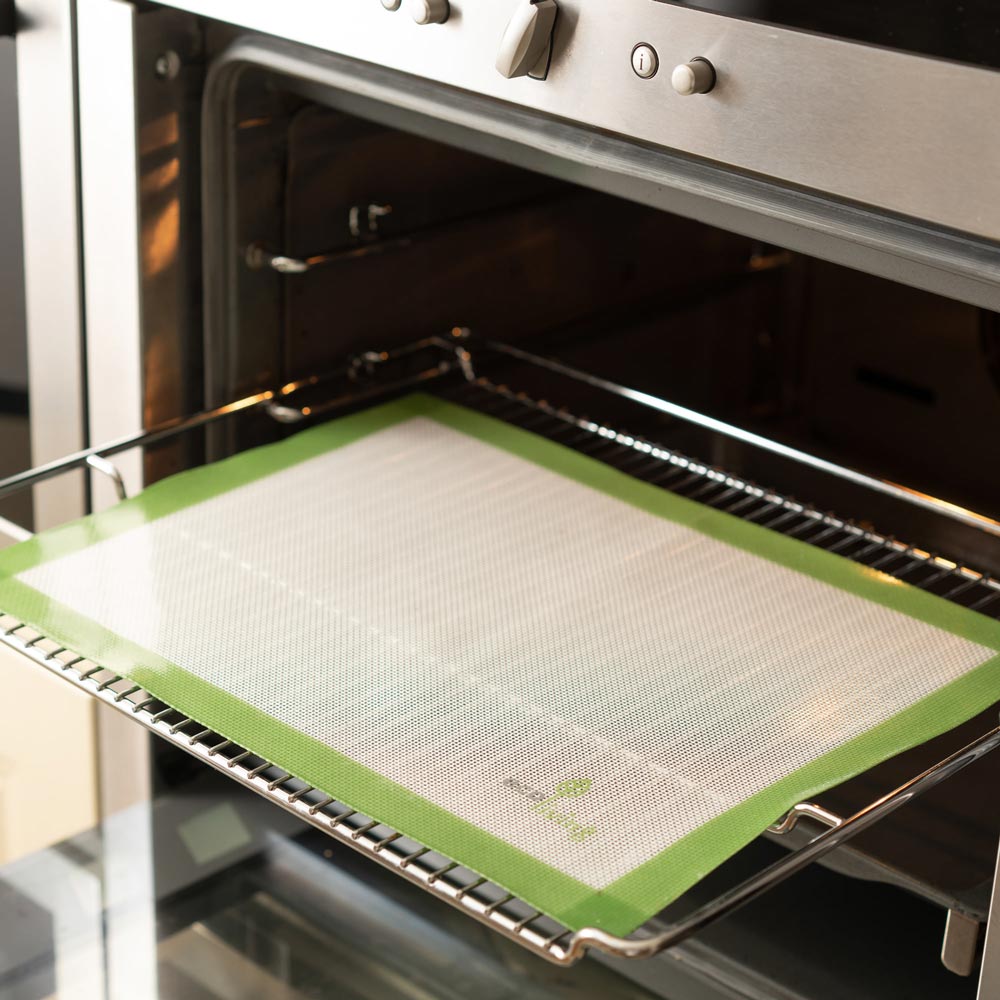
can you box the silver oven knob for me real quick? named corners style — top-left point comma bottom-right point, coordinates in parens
top-left (409, 0), bottom-right (449, 24)
top-left (496, 0), bottom-right (559, 79)
top-left (671, 58), bottom-right (716, 96)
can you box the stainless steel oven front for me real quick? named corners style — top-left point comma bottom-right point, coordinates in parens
top-left (4, 1), bottom-right (1000, 997)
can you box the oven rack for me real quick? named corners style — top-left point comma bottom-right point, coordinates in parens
top-left (0, 610), bottom-right (996, 971)
top-left (1, 332), bottom-right (998, 967)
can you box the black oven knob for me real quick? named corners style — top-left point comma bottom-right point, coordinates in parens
top-left (496, 0), bottom-right (558, 80)
top-left (671, 57), bottom-right (717, 96)
top-left (409, 0), bottom-right (449, 24)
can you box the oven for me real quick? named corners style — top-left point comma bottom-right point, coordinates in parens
top-left (1, 1), bottom-right (999, 997)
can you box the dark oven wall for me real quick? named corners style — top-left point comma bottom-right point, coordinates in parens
top-left (278, 104), bottom-right (765, 388)
top-left (799, 263), bottom-right (1000, 523)
top-left (222, 92), bottom-right (1000, 549)
top-left (224, 91), bottom-right (791, 463)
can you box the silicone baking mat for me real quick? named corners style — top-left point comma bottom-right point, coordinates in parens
top-left (1, 394), bottom-right (998, 935)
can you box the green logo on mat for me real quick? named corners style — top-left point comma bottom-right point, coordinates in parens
top-left (553, 778), bottom-right (592, 799)
top-left (503, 776), bottom-right (598, 844)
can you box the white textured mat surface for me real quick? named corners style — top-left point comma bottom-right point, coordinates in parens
top-left (17, 415), bottom-right (997, 890)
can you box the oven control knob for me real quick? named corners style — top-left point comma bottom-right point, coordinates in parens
top-left (496, 0), bottom-right (559, 80)
top-left (409, 0), bottom-right (449, 24)
top-left (671, 58), bottom-right (716, 96)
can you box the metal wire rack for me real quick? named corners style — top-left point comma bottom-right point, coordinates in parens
top-left (0, 331), bottom-right (998, 966)
top-left (445, 374), bottom-right (1000, 614)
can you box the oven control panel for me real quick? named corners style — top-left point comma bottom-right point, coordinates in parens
top-left (151, 0), bottom-right (1000, 242)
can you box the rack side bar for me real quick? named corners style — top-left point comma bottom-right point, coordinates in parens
top-left (468, 336), bottom-right (1000, 539)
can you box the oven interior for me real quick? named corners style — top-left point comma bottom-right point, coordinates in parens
top-left (183, 61), bottom-right (1000, 553)
top-left (101, 25), bottom-right (1000, 999)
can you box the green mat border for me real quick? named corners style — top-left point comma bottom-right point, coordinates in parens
top-left (1, 392), bottom-right (998, 936)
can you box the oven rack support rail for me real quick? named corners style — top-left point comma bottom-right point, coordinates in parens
top-left (1, 332), bottom-right (999, 968)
